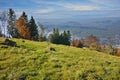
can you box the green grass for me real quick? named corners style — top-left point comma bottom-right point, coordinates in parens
top-left (0, 37), bottom-right (120, 80)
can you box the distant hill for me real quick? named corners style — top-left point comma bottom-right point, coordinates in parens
top-left (0, 37), bottom-right (120, 80)
top-left (43, 17), bottom-right (120, 38)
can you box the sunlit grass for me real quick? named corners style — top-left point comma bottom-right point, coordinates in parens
top-left (0, 37), bottom-right (120, 80)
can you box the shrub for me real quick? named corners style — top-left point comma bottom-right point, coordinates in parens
top-left (84, 34), bottom-right (99, 48)
top-left (116, 49), bottom-right (120, 56)
top-left (71, 39), bottom-right (84, 48)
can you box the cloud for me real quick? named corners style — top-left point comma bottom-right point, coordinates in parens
top-left (63, 4), bottom-right (101, 10)
top-left (90, 0), bottom-right (119, 4)
top-left (90, 0), bottom-right (120, 7)
top-left (34, 9), bottom-right (54, 14)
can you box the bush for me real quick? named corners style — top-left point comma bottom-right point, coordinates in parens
top-left (71, 39), bottom-right (84, 48)
top-left (116, 49), bottom-right (120, 56)
top-left (84, 34), bottom-right (99, 48)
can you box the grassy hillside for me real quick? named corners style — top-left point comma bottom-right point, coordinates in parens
top-left (0, 37), bottom-right (120, 80)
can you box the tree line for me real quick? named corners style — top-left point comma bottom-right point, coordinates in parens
top-left (0, 8), bottom-right (71, 45)
top-left (0, 8), bottom-right (120, 56)
top-left (71, 35), bottom-right (118, 55)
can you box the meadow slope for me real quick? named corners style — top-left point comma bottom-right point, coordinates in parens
top-left (0, 37), bottom-right (120, 80)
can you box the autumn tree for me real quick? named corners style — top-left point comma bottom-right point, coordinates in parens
top-left (15, 17), bottom-right (30, 39)
top-left (71, 39), bottom-right (84, 48)
top-left (7, 8), bottom-right (19, 38)
top-left (84, 34), bottom-right (99, 47)
top-left (116, 49), bottom-right (120, 56)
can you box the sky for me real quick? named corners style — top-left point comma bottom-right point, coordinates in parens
top-left (0, 0), bottom-right (120, 22)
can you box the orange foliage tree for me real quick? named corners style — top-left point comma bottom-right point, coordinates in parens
top-left (84, 34), bottom-right (99, 47)
top-left (71, 39), bottom-right (83, 48)
top-left (15, 17), bottom-right (30, 39)
top-left (116, 49), bottom-right (120, 56)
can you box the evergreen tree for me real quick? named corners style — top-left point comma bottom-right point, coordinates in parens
top-left (7, 8), bottom-right (19, 38)
top-left (0, 25), bottom-right (2, 36)
top-left (48, 28), bottom-right (71, 45)
top-left (61, 30), bottom-right (71, 45)
top-left (20, 11), bottom-right (28, 23)
top-left (28, 16), bottom-right (38, 40)
top-left (48, 28), bottom-right (60, 44)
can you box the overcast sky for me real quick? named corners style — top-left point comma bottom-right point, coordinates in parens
top-left (0, 0), bottom-right (120, 21)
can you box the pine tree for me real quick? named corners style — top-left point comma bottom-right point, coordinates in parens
top-left (7, 8), bottom-right (19, 38)
top-left (28, 16), bottom-right (38, 40)
top-left (66, 30), bottom-right (71, 45)
top-left (48, 28), bottom-right (71, 45)
top-left (48, 28), bottom-right (60, 44)
top-left (20, 11), bottom-right (28, 23)
top-left (61, 30), bottom-right (71, 45)
top-left (0, 25), bottom-right (2, 36)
